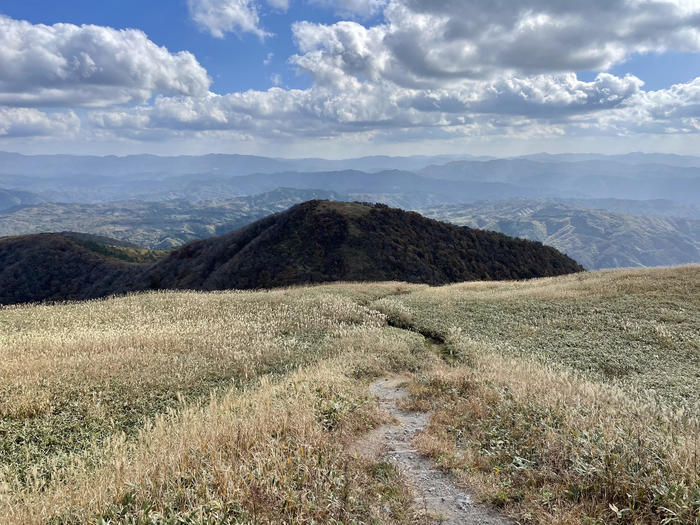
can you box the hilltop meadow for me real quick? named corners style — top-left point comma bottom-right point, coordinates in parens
top-left (0, 266), bottom-right (698, 524)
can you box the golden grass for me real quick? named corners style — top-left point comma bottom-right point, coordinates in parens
top-left (0, 285), bottom-right (432, 523)
top-left (380, 265), bottom-right (700, 411)
top-left (409, 350), bottom-right (699, 523)
top-left (5, 358), bottom-right (421, 523)
top-left (423, 265), bottom-right (700, 302)
top-left (0, 267), bottom-right (698, 523)
top-left (388, 265), bottom-right (700, 523)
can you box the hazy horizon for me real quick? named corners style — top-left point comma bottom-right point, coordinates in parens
top-left (2, 149), bottom-right (700, 161)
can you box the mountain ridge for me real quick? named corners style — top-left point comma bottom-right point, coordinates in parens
top-left (0, 201), bottom-right (583, 305)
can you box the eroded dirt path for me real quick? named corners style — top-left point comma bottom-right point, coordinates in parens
top-left (360, 376), bottom-right (512, 525)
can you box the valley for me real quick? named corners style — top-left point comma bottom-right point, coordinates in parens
top-left (422, 199), bottom-right (700, 269)
top-left (2, 152), bottom-right (700, 271)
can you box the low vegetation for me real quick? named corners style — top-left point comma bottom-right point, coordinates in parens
top-left (376, 266), bottom-right (700, 524)
top-left (0, 283), bottom-right (432, 523)
top-left (0, 267), bottom-right (697, 523)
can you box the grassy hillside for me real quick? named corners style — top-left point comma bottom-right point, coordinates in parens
top-left (0, 267), bottom-right (697, 523)
top-left (422, 199), bottom-right (700, 269)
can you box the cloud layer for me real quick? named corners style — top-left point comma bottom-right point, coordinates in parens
top-left (2, 1), bottom-right (700, 149)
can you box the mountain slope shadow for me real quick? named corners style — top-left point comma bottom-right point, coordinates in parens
top-left (140, 200), bottom-right (583, 291)
top-left (0, 233), bottom-right (145, 305)
top-left (0, 201), bottom-right (584, 305)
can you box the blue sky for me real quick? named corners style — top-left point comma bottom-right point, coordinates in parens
top-left (0, 0), bottom-right (318, 93)
top-left (0, 0), bottom-right (699, 156)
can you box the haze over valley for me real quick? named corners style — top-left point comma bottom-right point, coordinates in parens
top-left (1, 151), bottom-right (699, 270)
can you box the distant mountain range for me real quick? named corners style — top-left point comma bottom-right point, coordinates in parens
top-left (0, 188), bottom-right (43, 211)
top-left (0, 201), bottom-right (582, 305)
top-left (0, 151), bottom-right (479, 178)
top-left (517, 152), bottom-right (700, 168)
top-left (1, 151), bottom-right (699, 271)
top-left (419, 159), bottom-right (700, 203)
top-left (421, 200), bottom-right (700, 270)
top-left (1, 152), bottom-right (699, 204)
top-left (1, 188), bottom-right (699, 270)
top-left (553, 199), bottom-right (700, 220)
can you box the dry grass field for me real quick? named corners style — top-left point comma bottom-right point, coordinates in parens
top-left (0, 267), bottom-right (698, 523)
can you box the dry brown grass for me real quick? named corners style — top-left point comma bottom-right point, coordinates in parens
top-left (1, 267), bottom-right (698, 523)
top-left (424, 265), bottom-right (700, 302)
top-left (0, 284), bottom-right (434, 523)
top-left (409, 354), bottom-right (699, 523)
top-left (387, 266), bottom-right (700, 524)
top-left (6, 360), bottom-right (422, 523)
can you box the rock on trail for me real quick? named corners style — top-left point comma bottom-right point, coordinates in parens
top-left (360, 376), bottom-right (512, 525)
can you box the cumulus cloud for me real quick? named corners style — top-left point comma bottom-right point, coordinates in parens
top-left (0, 107), bottom-right (80, 137)
top-left (188, 0), bottom-right (385, 41)
top-left (466, 73), bottom-right (645, 117)
top-left (85, 72), bottom-right (651, 140)
top-left (187, 0), bottom-right (273, 38)
top-left (593, 77), bottom-right (700, 135)
top-left (0, 15), bottom-right (210, 108)
top-left (293, 0), bottom-right (700, 87)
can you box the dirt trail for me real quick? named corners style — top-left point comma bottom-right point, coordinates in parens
top-left (359, 376), bottom-right (512, 525)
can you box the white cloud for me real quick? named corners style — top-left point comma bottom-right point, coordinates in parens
top-left (187, 0), bottom-right (270, 38)
top-left (292, 0), bottom-right (700, 87)
top-left (0, 15), bottom-right (210, 108)
top-left (593, 77), bottom-right (700, 135)
top-left (466, 73), bottom-right (645, 117)
top-left (3, 2), bottom-right (700, 150)
top-left (267, 0), bottom-right (290, 10)
top-left (84, 72), bottom-right (651, 138)
top-left (0, 107), bottom-right (80, 137)
top-left (81, 67), bottom-right (700, 149)
top-left (308, 0), bottom-right (387, 18)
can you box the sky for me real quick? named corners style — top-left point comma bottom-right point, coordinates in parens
top-left (0, 0), bottom-right (699, 157)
